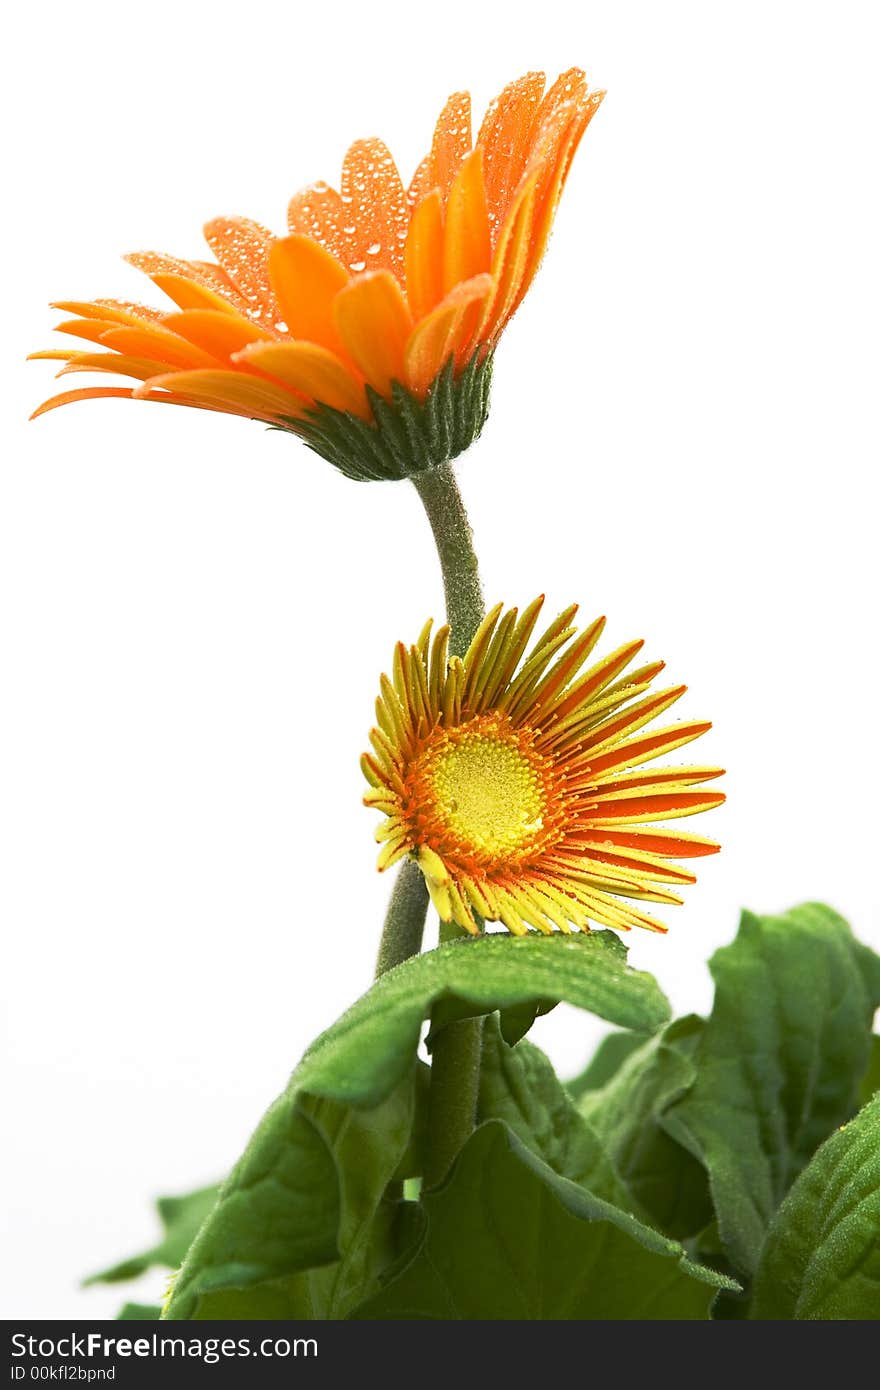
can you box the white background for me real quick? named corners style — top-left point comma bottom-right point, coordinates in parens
top-left (3, 0), bottom-right (878, 1320)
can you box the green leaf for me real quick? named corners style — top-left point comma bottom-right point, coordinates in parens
top-left (168, 1072), bottom-right (416, 1320)
top-left (663, 903), bottom-right (880, 1277)
top-left (84, 1185), bottom-right (221, 1286)
top-left (580, 1017), bottom-right (712, 1239)
top-left (421, 932), bottom-right (670, 1043)
top-left (750, 1093), bottom-right (880, 1319)
top-left (117, 1303), bottom-right (161, 1320)
top-left (353, 1121), bottom-right (735, 1319)
top-left (497, 997), bottom-right (556, 1047)
top-left (477, 1019), bottom-right (632, 1209)
top-left (565, 1030), bottom-right (646, 1100)
top-left (187, 1204), bottom-right (424, 1320)
top-left (165, 932), bottom-right (668, 1320)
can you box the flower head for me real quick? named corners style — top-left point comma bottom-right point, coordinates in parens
top-left (363, 600), bottom-right (724, 936)
top-left (31, 70), bottom-right (603, 480)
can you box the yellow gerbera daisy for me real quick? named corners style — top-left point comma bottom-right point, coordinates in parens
top-left (363, 599), bottom-right (725, 936)
top-left (30, 69), bottom-right (603, 480)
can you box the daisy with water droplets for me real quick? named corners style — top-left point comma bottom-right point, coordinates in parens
top-left (363, 599), bottom-right (725, 937)
top-left (31, 70), bottom-right (602, 481)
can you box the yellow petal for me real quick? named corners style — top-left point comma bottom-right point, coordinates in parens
top-left (417, 845), bottom-right (450, 884)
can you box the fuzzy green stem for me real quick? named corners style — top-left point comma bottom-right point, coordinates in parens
top-left (372, 461), bottom-right (486, 1179)
top-left (373, 462), bottom-right (486, 981)
top-left (411, 462), bottom-right (485, 657)
top-left (413, 463), bottom-right (487, 1186)
top-left (373, 859), bottom-right (428, 980)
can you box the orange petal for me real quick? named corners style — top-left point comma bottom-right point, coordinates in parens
top-left (268, 235), bottom-right (350, 356)
top-left (515, 89), bottom-right (605, 315)
top-left (410, 90), bottom-right (472, 208)
top-left (54, 318), bottom-right (126, 347)
top-left (31, 386), bottom-right (137, 419)
top-left (134, 369), bottom-right (306, 420)
top-left (405, 190), bottom-right (445, 321)
top-left (407, 156), bottom-right (433, 212)
top-left (333, 271), bottom-right (413, 397)
top-left (340, 138), bottom-right (408, 282)
top-left (568, 844), bottom-right (698, 885)
top-left (161, 309), bottom-right (272, 362)
top-left (480, 172), bottom-right (538, 341)
top-left (578, 686), bottom-right (687, 756)
top-left (582, 723), bottom-right (716, 780)
top-left (202, 218), bottom-right (280, 325)
top-left (125, 253), bottom-right (251, 316)
top-left (99, 325), bottom-right (218, 371)
top-left (233, 342), bottom-right (368, 417)
top-left (404, 274), bottom-right (493, 397)
top-left (56, 352), bottom-right (169, 382)
top-left (442, 148), bottom-right (492, 293)
top-left (572, 828), bottom-right (721, 859)
top-left (52, 298), bottom-right (166, 326)
top-left (30, 383), bottom-right (276, 424)
top-left (476, 71), bottom-right (545, 236)
top-left (588, 767), bottom-right (725, 794)
top-left (287, 180), bottom-right (348, 261)
top-left (582, 789), bottom-right (727, 823)
top-left (535, 67), bottom-right (588, 132)
top-left (451, 297), bottom-right (489, 368)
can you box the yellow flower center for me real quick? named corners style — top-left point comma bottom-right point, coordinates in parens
top-left (405, 714), bottom-right (559, 870)
top-left (431, 733), bottom-right (545, 855)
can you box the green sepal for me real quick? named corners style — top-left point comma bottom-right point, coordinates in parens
top-left (278, 352), bottom-right (494, 482)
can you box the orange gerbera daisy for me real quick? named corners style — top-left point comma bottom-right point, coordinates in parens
top-left (30, 70), bottom-right (603, 480)
top-left (363, 600), bottom-right (725, 936)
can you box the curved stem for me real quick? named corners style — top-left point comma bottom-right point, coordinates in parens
top-left (413, 462), bottom-right (487, 1185)
top-left (411, 462), bottom-right (485, 657)
top-left (373, 461), bottom-right (486, 982)
top-left (373, 460), bottom-right (486, 1181)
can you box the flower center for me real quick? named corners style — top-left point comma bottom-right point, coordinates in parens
top-left (406, 715), bottom-right (556, 869)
